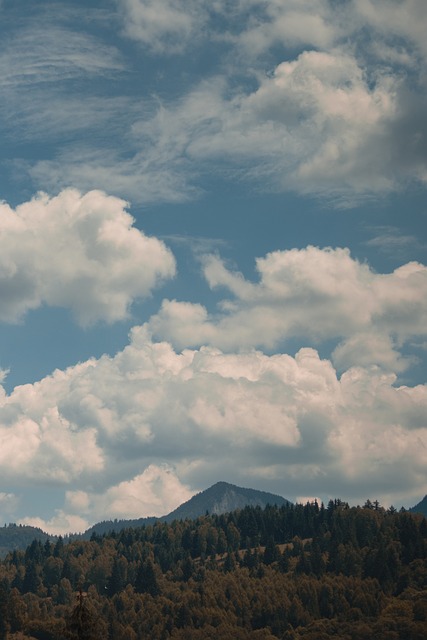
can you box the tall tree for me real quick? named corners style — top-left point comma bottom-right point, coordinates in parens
top-left (134, 559), bottom-right (160, 596)
top-left (0, 586), bottom-right (8, 640)
top-left (66, 590), bottom-right (106, 640)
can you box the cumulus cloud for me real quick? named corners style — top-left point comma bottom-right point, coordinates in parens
top-left (20, 465), bottom-right (195, 534)
top-left (331, 332), bottom-right (414, 374)
top-left (0, 189), bottom-right (175, 325)
top-left (81, 464), bottom-right (194, 521)
top-left (19, 513), bottom-right (90, 537)
top-left (1, 327), bottom-right (426, 529)
top-left (146, 247), bottom-right (427, 364)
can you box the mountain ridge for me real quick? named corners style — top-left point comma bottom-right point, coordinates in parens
top-left (162, 481), bottom-right (291, 523)
top-left (2, 484), bottom-right (425, 556)
top-left (0, 481), bottom-right (290, 554)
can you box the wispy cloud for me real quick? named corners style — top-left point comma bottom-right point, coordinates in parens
top-left (0, 26), bottom-right (124, 88)
top-left (366, 226), bottom-right (424, 257)
top-left (2, 0), bottom-right (426, 203)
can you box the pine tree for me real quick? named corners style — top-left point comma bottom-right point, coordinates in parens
top-left (66, 590), bottom-right (106, 640)
top-left (134, 559), bottom-right (160, 596)
top-left (0, 586), bottom-right (8, 640)
top-left (22, 560), bottom-right (41, 594)
top-left (263, 535), bottom-right (279, 565)
top-left (106, 558), bottom-right (123, 597)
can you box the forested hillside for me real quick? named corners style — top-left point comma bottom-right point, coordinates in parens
top-left (0, 500), bottom-right (426, 639)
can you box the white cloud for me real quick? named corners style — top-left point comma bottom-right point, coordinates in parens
top-left (0, 327), bottom-right (426, 524)
top-left (29, 146), bottom-right (198, 205)
top-left (146, 247), bottom-right (427, 358)
top-left (0, 95), bottom-right (134, 144)
top-left (0, 189), bottom-right (175, 325)
top-left (355, 0), bottom-right (427, 60)
top-left (88, 464), bottom-right (194, 520)
top-left (20, 465), bottom-right (195, 534)
top-left (118, 0), bottom-right (339, 55)
top-left (19, 512), bottom-right (90, 537)
top-left (366, 227), bottom-right (422, 257)
top-left (6, 1), bottom-right (424, 202)
top-left (332, 332), bottom-right (414, 373)
top-left (235, 0), bottom-right (340, 54)
top-left (118, 0), bottom-right (205, 53)
top-left (130, 49), bottom-right (419, 199)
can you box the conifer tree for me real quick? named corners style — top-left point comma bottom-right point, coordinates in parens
top-left (66, 589), bottom-right (106, 640)
top-left (0, 585), bottom-right (8, 640)
top-left (135, 559), bottom-right (160, 596)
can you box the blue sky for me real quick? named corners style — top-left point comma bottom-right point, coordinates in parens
top-left (0, 0), bottom-right (426, 534)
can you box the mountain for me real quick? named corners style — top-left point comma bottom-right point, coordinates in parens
top-left (162, 481), bottom-right (291, 522)
top-left (0, 523), bottom-right (56, 558)
top-left (82, 516), bottom-right (158, 540)
top-left (0, 481), bottom-right (290, 555)
top-left (86, 482), bottom-right (291, 536)
top-left (409, 495), bottom-right (427, 517)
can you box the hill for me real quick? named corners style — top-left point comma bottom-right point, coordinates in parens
top-left (410, 494), bottom-right (427, 516)
top-left (82, 516), bottom-right (158, 540)
top-left (163, 481), bottom-right (291, 522)
top-left (0, 523), bottom-right (55, 558)
top-left (0, 481), bottom-right (291, 555)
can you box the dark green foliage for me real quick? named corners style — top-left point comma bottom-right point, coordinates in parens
top-left (106, 557), bottom-right (125, 597)
top-left (22, 559), bottom-right (41, 593)
top-left (0, 585), bottom-right (8, 640)
top-left (134, 559), bottom-right (160, 596)
top-left (0, 523), bottom-right (55, 559)
top-left (66, 591), bottom-right (106, 639)
top-left (0, 500), bottom-right (425, 639)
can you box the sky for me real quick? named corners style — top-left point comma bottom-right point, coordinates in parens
top-left (0, 0), bottom-right (426, 535)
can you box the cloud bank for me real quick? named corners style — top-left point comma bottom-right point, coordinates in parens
top-left (0, 236), bottom-right (425, 533)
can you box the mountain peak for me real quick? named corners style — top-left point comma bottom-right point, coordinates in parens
top-left (163, 481), bottom-right (291, 522)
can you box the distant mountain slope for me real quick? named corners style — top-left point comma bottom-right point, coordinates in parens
top-left (409, 495), bottom-right (427, 516)
top-left (163, 481), bottom-right (291, 522)
top-left (82, 516), bottom-right (158, 540)
top-left (0, 524), bottom-right (55, 558)
top-left (0, 482), bottom-right (291, 555)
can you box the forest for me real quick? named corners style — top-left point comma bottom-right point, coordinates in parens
top-left (0, 499), bottom-right (426, 639)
